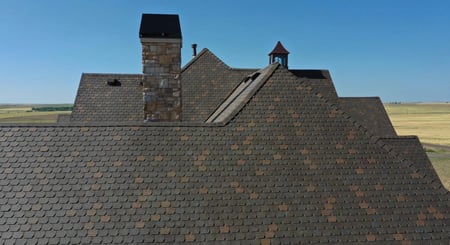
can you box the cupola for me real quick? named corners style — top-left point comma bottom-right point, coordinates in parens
top-left (269, 41), bottom-right (289, 68)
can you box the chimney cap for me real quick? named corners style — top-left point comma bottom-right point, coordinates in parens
top-left (139, 14), bottom-right (182, 39)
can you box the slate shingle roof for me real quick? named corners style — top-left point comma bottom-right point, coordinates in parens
top-left (339, 97), bottom-right (397, 137)
top-left (70, 74), bottom-right (143, 122)
top-left (1, 64), bottom-right (449, 244)
top-left (380, 136), bottom-right (443, 185)
top-left (56, 114), bottom-right (71, 124)
top-left (290, 69), bottom-right (339, 105)
top-left (181, 49), bottom-right (257, 122)
top-left (67, 49), bottom-right (256, 123)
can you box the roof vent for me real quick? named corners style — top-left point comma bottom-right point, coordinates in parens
top-left (107, 79), bottom-right (121, 86)
top-left (242, 72), bottom-right (260, 83)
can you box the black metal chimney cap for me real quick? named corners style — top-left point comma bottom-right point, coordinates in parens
top-left (139, 14), bottom-right (182, 39)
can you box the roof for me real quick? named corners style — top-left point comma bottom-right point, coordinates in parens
top-left (291, 69), bottom-right (339, 105)
top-left (181, 49), bottom-right (258, 122)
top-left (1, 64), bottom-right (449, 244)
top-left (380, 136), bottom-right (443, 183)
top-left (206, 64), bottom-right (278, 123)
top-left (67, 49), bottom-right (255, 123)
top-left (339, 97), bottom-right (397, 137)
top-left (269, 41), bottom-right (290, 55)
top-left (70, 74), bottom-right (143, 122)
top-left (56, 114), bottom-right (71, 124)
top-left (139, 14), bottom-right (182, 39)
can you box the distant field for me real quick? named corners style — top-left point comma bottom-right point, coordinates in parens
top-left (385, 103), bottom-right (450, 190)
top-left (384, 103), bottom-right (450, 146)
top-left (0, 104), bottom-right (72, 123)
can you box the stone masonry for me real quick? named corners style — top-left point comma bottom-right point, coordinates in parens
top-left (141, 39), bottom-right (182, 121)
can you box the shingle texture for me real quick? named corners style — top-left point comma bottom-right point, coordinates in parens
top-left (291, 69), bottom-right (339, 105)
top-left (1, 64), bottom-right (449, 244)
top-left (70, 74), bottom-right (143, 122)
top-left (339, 97), bottom-right (397, 137)
top-left (181, 49), bottom-right (256, 122)
top-left (67, 49), bottom-right (255, 123)
top-left (381, 136), bottom-right (442, 184)
top-left (56, 114), bottom-right (71, 124)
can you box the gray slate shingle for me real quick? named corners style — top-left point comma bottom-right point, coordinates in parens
top-left (1, 64), bottom-right (449, 244)
top-left (339, 97), bottom-right (397, 137)
top-left (70, 74), bottom-right (143, 122)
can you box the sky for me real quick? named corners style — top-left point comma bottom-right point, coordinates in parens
top-left (0, 0), bottom-right (449, 103)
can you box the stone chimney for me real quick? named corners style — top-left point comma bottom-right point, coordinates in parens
top-left (139, 14), bottom-right (182, 121)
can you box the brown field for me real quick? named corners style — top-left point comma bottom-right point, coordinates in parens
top-left (385, 103), bottom-right (450, 190)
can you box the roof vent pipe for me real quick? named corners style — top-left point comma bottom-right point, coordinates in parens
top-left (192, 43), bottom-right (197, 57)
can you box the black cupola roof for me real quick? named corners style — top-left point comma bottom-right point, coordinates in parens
top-left (139, 14), bottom-right (182, 39)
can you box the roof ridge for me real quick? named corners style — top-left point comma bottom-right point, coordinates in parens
top-left (181, 48), bottom-right (230, 73)
top-left (205, 63), bottom-right (279, 123)
top-left (276, 68), bottom-right (442, 190)
top-left (378, 137), bottom-right (450, 194)
top-left (329, 99), bottom-right (444, 188)
top-left (338, 96), bottom-right (397, 137)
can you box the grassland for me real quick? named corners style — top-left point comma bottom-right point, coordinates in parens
top-left (384, 103), bottom-right (450, 146)
top-left (0, 104), bottom-right (72, 123)
top-left (385, 103), bottom-right (450, 190)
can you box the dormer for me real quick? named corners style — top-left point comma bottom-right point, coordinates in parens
top-left (269, 41), bottom-right (289, 68)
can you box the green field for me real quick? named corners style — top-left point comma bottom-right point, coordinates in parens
top-left (0, 104), bottom-right (72, 123)
top-left (385, 103), bottom-right (450, 190)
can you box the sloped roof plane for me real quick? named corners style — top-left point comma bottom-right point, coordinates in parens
top-left (339, 97), bottom-right (397, 137)
top-left (70, 73), bottom-right (143, 122)
top-left (1, 64), bottom-right (449, 244)
top-left (181, 48), bottom-right (258, 122)
top-left (269, 41), bottom-right (290, 55)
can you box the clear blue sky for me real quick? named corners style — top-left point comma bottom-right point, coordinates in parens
top-left (1, 0), bottom-right (449, 103)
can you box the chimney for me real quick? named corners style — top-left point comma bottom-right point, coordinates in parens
top-left (191, 43), bottom-right (197, 57)
top-left (139, 14), bottom-right (182, 121)
top-left (269, 41), bottom-right (290, 68)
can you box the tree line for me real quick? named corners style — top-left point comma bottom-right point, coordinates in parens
top-left (32, 106), bottom-right (73, 112)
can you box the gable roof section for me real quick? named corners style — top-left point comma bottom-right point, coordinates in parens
top-left (0, 64), bottom-right (449, 244)
top-left (339, 97), bottom-right (397, 137)
top-left (181, 49), bottom-right (256, 122)
top-left (71, 74), bottom-right (143, 122)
